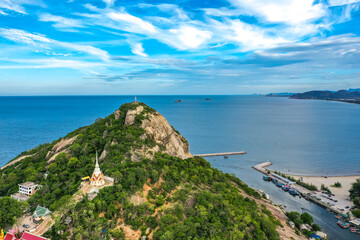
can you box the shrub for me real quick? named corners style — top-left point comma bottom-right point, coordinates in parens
top-left (331, 182), bottom-right (342, 188)
top-left (312, 223), bottom-right (321, 231)
top-left (352, 209), bottom-right (360, 218)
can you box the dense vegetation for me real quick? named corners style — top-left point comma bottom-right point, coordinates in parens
top-left (0, 197), bottom-right (29, 227)
top-left (0, 102), bottom-right (281, 239)
top-left (350, 179), bottom-right (360, 217)
top-left (47, 154), bottom-right (280, 239)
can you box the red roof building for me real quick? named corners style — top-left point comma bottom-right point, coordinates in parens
top-left (20, 233), bottom-right (47, 240)
top-left (4, 232), bottom-right (48, 240)
top-left (4, 233), bottom-right (17, 240)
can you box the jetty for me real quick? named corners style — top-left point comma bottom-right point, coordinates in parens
top-left (252, 161), bottom-right (272, 174)
top-left (193, 151), bottom-right (246, 157)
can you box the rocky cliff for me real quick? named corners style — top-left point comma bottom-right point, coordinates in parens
top-left (122, 104), bottom-right (192, 161)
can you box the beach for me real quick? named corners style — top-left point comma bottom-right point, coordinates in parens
top-left (286, 174), bottom-right (360, 212)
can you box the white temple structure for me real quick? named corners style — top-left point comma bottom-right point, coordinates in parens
top-left (90, 152), bottom-right (105, 187)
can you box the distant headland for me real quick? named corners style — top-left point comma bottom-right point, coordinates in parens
top-left (267, 89), bottom-right (360, 105)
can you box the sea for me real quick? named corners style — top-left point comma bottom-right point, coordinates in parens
top-left (1, 95), bottom-right (360, 239)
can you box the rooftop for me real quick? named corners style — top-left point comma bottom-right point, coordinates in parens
top-left (33, 205), bottom-right (52, 219)
top-left (4, 233), bottom-right (16, 240)
top-left (19, 182), bottom-right (38, 188)
top-left (349, 218), bottom-right (360, 226)
top-left (21, 232), bottom-right (48, 240)
top-left (11, 193), bottom-right (30, 201)
top-left (272, 173), bottom-right (295, 185)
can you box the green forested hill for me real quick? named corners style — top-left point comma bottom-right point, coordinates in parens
top-left (0, 102), bottom-right (281, 240)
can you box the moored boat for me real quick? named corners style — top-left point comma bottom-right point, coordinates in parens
top-left (289, 189), bottom-right (299, 195)
top-left (263, 176), bottom-right (271, 181)
top-left (275, 181), bottom-right (283, 187)
top-left (337, 220), bottom-right (350, 228)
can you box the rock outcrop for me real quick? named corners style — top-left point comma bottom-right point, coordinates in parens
top-left (124, 104), bottom-right (192, 160)
top-left (141, 113), bottom-right (191, 159)
top-left (46, 135), bottom-right (77, 163)
top-left (124, 106), bottom-right (144, 125)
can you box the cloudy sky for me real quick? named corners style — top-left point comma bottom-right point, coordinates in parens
top-left (0, 0), bottom-right (359, 95)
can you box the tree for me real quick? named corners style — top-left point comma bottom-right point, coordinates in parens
top-left (68, 157), bottom-right (80, 169)
top-left (300, 212), bottom-right (313, 225)
top-left (0, 197), bottom-right (28, 227)
top-left (350, 179), bottom-right (360, 207)
top-left (286, 212), bottom-right (301, 222)
top-left (312, 223), bottom-right (321, 231)
top-left (352, 209), bottom-right (360, 218)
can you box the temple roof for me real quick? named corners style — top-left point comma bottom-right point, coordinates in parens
top-left (92, 152), bottom-right (102, 176)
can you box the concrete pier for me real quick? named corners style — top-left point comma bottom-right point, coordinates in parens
top-left (193, 151), bottom-right (246, 157)
top-left (252, 161), bottom-right (272, 174)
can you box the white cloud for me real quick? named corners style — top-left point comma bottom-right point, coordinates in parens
top-left (39, 14), bottom-right (84, 30)
top-left (328, 0), bottom-right (360, 6)
top-left (0, 0), bottom-right (44, 14)
top-left (106, 11), bottom-right (157, 34)
top-left (0, 58), bottom-right (104, 69)
top-left (0, 28), bottom-right (50, 45)
top-left (130, 42), bottom-right (148, 57)
top-left (168, 26), bottom-right (212, 49)
top-left (205, 19), bottom-right (290, 51)
top-left (0, 28), bottom-right (109, 61)
top-left (138, 3), bottom-right (190, 21)
top-left (103, 0), bottom-right (115, 7)
top-left (0, 0), bottom-right (26, 14)
top-left (229, 0), bottom-right (326, 25)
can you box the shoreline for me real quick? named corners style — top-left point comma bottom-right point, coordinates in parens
top-left (253, 162), bottom-right (357, 215)
top-left (290, 97), bottom-right (360, 106)
top-left (267, 169), bottom-right (360, 178)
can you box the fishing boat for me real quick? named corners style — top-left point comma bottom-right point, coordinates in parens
top-left (337, 221), bottom-right (350, 228)
top-left (289, 189), bottom-right (299, 196)
top-left (224, 155), bottom-right (228, 159)
top-left (282, 185), bottom-right (290, 191)
top-left (263, 176), bottom-right (271, 181)
top-left (275, 181), bottom-right (283, 187)
top-left (351, 227), bottom-right (358, 233)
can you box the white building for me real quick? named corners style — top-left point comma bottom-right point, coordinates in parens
top-left (19, 182), bottom-right (40, 195)
top-left (90, 152), bottom-right (105, 187)
top-left (11, 192), bottom-right (30, 201)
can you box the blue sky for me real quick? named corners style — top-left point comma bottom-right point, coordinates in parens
top-left (0, 0), bottom-right (359, 95)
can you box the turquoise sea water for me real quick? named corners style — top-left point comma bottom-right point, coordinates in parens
top-left (1, 95), bottom-right (360, 239)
